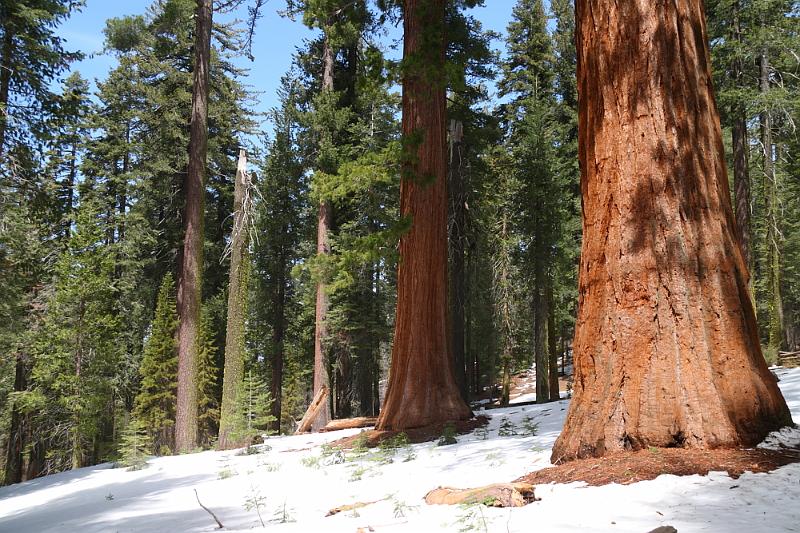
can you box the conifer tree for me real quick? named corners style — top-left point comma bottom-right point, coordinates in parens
top-left (197, 305), bottom-right (220, 449)
top-left (250, 75), bottom-right (308, 434)
top-left (117, 417), bottom-right (150, 471)
top-left (499, 0), bottom-right (560, 404)
top-left (175, 0), bottom-right (213, 453)
top-left (376, 0), bottom-right (473, 430)
top-left (133, 274), bottom-right (178, 455)
top-left (0, 0), bottom-right (83, 157)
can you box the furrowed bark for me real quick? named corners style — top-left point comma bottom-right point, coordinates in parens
top-left (311, 30), bottom-right (335, 432)
top-left (176, 0), bottom-right (212, 453)
top-left (552, 0), bottom-right (792, 462)
top-left (376, 0), bottom-right (472, 430)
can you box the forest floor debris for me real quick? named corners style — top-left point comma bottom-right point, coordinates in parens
top-left (517, 446), bottom-right (800, 487)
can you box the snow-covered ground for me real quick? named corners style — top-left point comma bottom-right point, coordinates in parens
top-left (2, 368), bottom-right (800, 533)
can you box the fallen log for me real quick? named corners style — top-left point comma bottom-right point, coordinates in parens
top-left (294, 386), bottom-right (329, 435)
top-left (779, 352), bottom-right (800, 368)
top-left (326, 498), bottom-right (385, 516)
top-left (320, 417), bottom-right (378, 432)
top-left (424, 482), bottom-right (537, 508)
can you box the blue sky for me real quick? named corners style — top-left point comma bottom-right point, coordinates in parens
top-left (60, 1), bottom-right (519, 131)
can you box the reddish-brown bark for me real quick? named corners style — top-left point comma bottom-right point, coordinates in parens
top-left (375, 0), bottom-right (472, 430)
top-left (175, 0), bottom-right (212, 453)
top-left (311, 32), bottom-right (335, 432)
top-left (552, 0), bottom-right (792, 462)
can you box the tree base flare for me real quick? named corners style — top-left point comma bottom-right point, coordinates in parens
top-left (518, 447), bottom-right (800, 487)
top-left (424, 483), bottom-right (537, 507)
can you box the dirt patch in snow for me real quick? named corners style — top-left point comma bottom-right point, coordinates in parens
top-left (516, 447), bottom-right (800, 487)
top-left (329, 416), bottom-right (490, 449)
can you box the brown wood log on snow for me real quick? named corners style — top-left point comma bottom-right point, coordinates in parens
top-left (295, 386), bottom-right (329, 434)
top-left (779, 352), bottom-right (800, 368)
top-left (320, 417), bottom-right (378, 432)
top-left (424, 483), bottom-right (537, 507)
top-left (326, 499), bottom-right (383, 517)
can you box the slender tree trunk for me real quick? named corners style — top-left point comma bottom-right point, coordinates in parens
top-left (270, 253), bottom-right (286, 433)
top-left (376, 0), bottom-right (472, 430)
top-left (175, 0), bottom-right (212, 453)
top-left (533, 280), bottom-right (548, 403)
top-left (448, 120), bottom-right (468, 402)
top-left (0, 25), bottom-right (13, 158)
top-left (547, 280), bottom-right (560, 401)
top-left (760, 51), bottom-right (784, 353)
top-left (311, 31), bottom-right (335, 432)
top-left (3, 354), bottom-right (26, 485)
top-left (218, 150), bottom-right (252, 449)
top-left (731, 1), bottom-right (751, 278)
top-left (552, 0), bottom-right (792, 463)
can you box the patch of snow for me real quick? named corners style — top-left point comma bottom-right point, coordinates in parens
top-left (1, 370), bottom-right (799, 532)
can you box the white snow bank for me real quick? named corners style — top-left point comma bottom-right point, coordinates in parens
top-left (1, 369), bottom-right (799, 533)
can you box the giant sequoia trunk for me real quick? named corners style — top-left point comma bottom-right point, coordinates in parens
top-left (552, 0), bottom-right (792, 462)
top-left (218, 150), bottom-right (251, 449)
top-left (175, 0), bottom-right (212, 453)
top-left (376, 0), bottom-right (472, 430)
top-left (311, 32), bottom-right (335, 432)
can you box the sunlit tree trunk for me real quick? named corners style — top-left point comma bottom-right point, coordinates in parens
top-left (311, 30), bottom-right (335, 431)
top-left (376, 0), bottom-right (472, 430)
top-left (218, 151), bottom-right (251, 449)
top-left (552, 0), bottom-right (792, 462)
top-left (176, 0), bottom-right (212, 453)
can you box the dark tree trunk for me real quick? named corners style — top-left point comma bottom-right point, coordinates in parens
top-left (4, 355), bottom-right (26, 485)
top-left (730, 2), bottom-right (751, 274)
top-left (376, 0), bottom-right (472, 430)
top-left (218, 151), bottom-right (251, 449)
top-left (552, 0), bottom-right (792, 463)
top-left (311, 31), bottom-right (335, 432)
top-left (448, 120), bottom-right (468, 402)
top-left (0, 25), bottom-right (13, 158)
top-left (175, 0), bottom-right (212, 453)
top-left (269, 248), bottom-right (287, 434)
top-left (533, 282), bottom-right (548, 404)
top-left (547, 280), bottom-right (560, 401)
